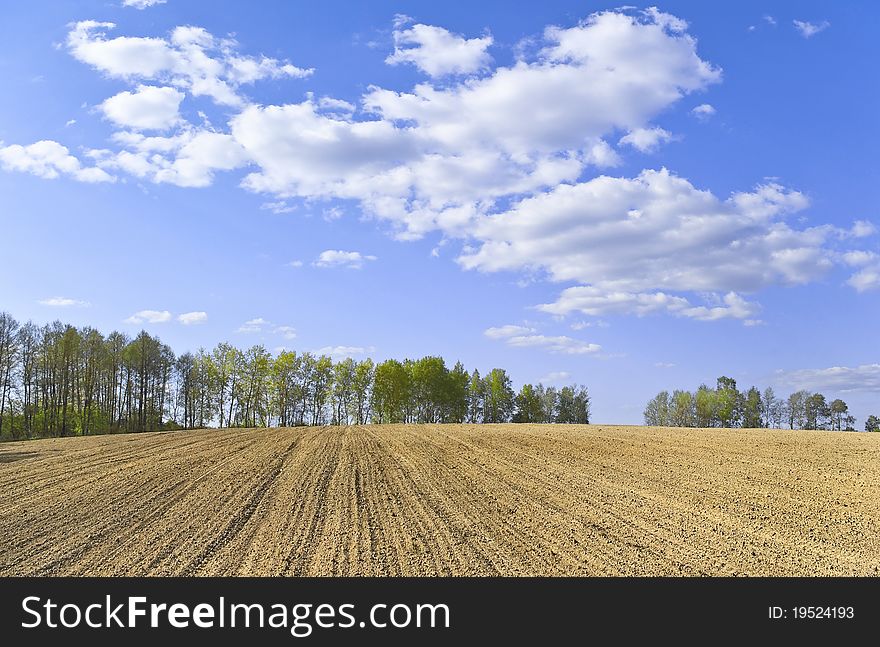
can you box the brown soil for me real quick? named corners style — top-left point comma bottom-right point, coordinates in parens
top-left (1, 424), bottom-right (877, 576)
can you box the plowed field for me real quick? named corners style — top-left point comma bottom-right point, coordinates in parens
top-left (1, 424), bottom-right (878, 576)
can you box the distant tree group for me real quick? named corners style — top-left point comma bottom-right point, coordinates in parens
top-left (644, 376), bottom-right (865, 431)
top-left (0, 312), bottom-right (590, 439)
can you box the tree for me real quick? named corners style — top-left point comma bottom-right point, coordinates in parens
top-left (829, 399), bottom-right (849, 432)
top-left (482, 369), bottom-right (514, 423)
top-left (715, 376), bottom-right (740, 428)
top-left (513, 384), bottom-right (544, 423)
top-left (0, 312), bottom-right (20, 438)
top-left (760, 387), bottom-right (781, 429)
top-left (643, 391), bottom-right (670, 426)
top-left (804, 393), bottom-right (830, 430)
top-left (741, 386), bottom-right (762, 429)
top-left (371, 359), bottom-right (410, 423)
top-left (539, 385), bottom-right (558, 423)
top-left (352, 359), bottom-right (374, 425)
top-left (669, 390), bottom-right (695, 427)
top-left (694, 385), bottom-right (716, 427)
top-left (444, 361), bottom-right (470, 423)
top-left (786, 390), bottom-right (809, 430)
top-left (466, 369), bottom-right (483, 423)
top-left (865, 415), bottom-right (879, 433)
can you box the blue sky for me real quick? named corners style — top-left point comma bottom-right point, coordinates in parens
top-left (0, 1), bottom-right (877, 424)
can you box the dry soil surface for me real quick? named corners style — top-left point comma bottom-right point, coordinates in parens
top-left (1, 424), bottom-right (877, 576)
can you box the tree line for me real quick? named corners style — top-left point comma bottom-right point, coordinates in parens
top-left (644, 376), bottom-right (878, 432)
top-left (0, 312), bottom-right (589, 439)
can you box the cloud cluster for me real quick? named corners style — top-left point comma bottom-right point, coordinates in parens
top-left (67, 21), bottom-right (311, 107)
top-left (0, 140), bottom-right (113, 183)
top-left (386, 17), bottom-right (493, 77)
top-left (313, 250), bottom-right (377, 269)
top-left (2, 8), bottom-right (875, 330)
top-left (99, 84), bottom-right (184, 130)
top-left (484, 325), bottom-right (600, 355)
top-left (775, 364), bottom-right (880, 394)
top-left (793, 20), bottom-right (830, 38)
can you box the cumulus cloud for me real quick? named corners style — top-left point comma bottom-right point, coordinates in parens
top-left (775, 364), bottom-right (880, 394)
top-left (459, 169), bottom-right (826, 320)
top-left (484, 324), bottom-right (536, 339)
top-left (386, 19), bottom-right (493, 77)
top-left (691, 103), bottom-right (716, 120)
top-left (66, 21), bottom-right (311, 108)
top-left (847, 265), bottom-right (880, 292)
top-left (7, 9), bottom-right (872, 326)
top-left (177, 311), bottom-right (207, 325)
top-left (99, 85), bottom-right (184, 130)
top-left (618, 127), bottom-right (673, 153)
top-left (793, 20), bottom-right (830, 38)
top-left (38, 296), bottom-right (90, 307)
top-left (484, 325), bottom-right (600, 355)
top-left (94, 128), bottom-right (249, 187)
top-left (124, 309), bottom-right (172, 324)
top-left (236, 9), bottom-right (721, 239)
top-left (847, 220), bottom-right (876, 238)
top-left (0, 140), bottom-right (114, 183)
top-left (313, 250), bottom-right (377, 269)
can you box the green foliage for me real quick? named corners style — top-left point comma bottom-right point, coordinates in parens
top-left (513, 384), bottom-right (543, 423)
top-left (0, 311), bottom-right (598, 437)
top-left (866, 415), bottom-right (880, 433)
top-left (646, 377), bottom-right (858, 432)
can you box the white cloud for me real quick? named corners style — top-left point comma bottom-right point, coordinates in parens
top-left (842, 251), bottom-right (877, 267)
top-left (65, 119), bottom-right (77, 127)
top-left (67, 21), bottom-right (311, 108)
top-left (288, 260), bottom-right (304, 268)
top-left (775, 364), bottom-right (880, 394)
top-left (538, 287), bottom-right (761, 322)
top-left (484, 324), bottom-right (536, 339)
top-left (847, 266), bottom-right (880, 292)
top-left (125, 309), bottom-right (172, 324)
top-left (654, 362), bottom-right (676, 368)
top-left (848, 220), bottom-right (876, 238)
top-left (763, 16), bottom-right (777, 27)
top-left (793, 20), bottom-right (830, 38)
top-left (261, 201), bottom-right (296, 214)
top-left (236, 10), bottom-right (721, 239)
top-left (38, 296), bottom-right (90, 307)
top-left (0, 140), bottom-right (115, 183)
top-left (100, 85), bottom-right (184, 130)
top-left (122, 0), bottom-right (166, 8)
top-left (314, 345), bottom-right (375, 359)
top-left (386, 21), bottom-right (493, 77)
top-left (313, 250), bottom-right (377, 269)
top-left (485, 325), bottom-right (600, 355)
top-left (539, 371), bottom-right (571, 383)
top-left (459, 169), bottom-right (826, 321)
top-left (618, 127), bottom-right (673, 153)
top-left (274, 325), bottom-right (297, 340)
top-left (237, 317), bottom-right (269, 333)
top-left (691, 103), bottom-right (716, 120)
top-left (177, 311), bottom-right (207, 325)
top-left (96, 128), bottom-right (249, 187)
top-left (570, 319), bottom-right (609, 330)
